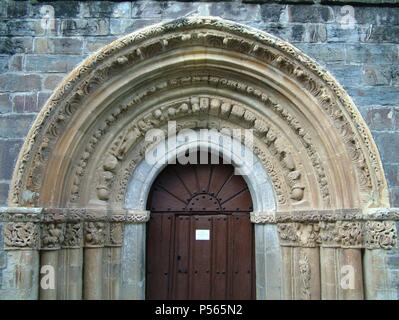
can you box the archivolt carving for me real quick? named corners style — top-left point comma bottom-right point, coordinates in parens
top-left (93, 95), bottom-right (308, 208)
top-left (8, 16), bottom-right (388, 213)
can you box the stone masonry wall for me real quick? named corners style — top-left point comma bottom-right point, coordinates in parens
top-left (0, 0), bottom-right (398, 298)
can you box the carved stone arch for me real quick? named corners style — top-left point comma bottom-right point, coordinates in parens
top-left (3, 17), bottom-right (396, 301)
top-left (8, 17), bottom-right (388, 210)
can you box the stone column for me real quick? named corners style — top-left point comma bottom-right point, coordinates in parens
top-left (319, 221), bottom-right (364, 300)
top-left (278, 222), bottom-right (321, 300)
top-left (120, 210), bottom-right (149, 300)
top-left (83, 221), bottom-right (107, 300)
top-left (253, 223), bottom-right (283, 300)
top-left (1, 217), bottom-right (41, 299)
top-left (57, 222), bottom-right (84, 300)
top-left (103, 222), bottom-right (123, 300)
top-left (363, 221), bottom-right (398, 299)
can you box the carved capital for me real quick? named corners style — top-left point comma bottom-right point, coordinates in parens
top-left (108, 223), bottom-right (124, 247)
top-left (84, 222), bottom-right (107, 247)
top-left (62, 222), bottom-right (83, 248)
top-left (365, 221), bottom-right (397, 249)
top-left (40, 223), bottom-right (65, 250)
top-left (4, 222), bottom-right (39, 249)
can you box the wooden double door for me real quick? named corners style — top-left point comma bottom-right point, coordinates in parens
top-left (146, 159), bottom-right (255, 300)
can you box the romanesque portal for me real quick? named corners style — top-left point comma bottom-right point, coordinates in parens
top-left (1, 17), bottom-right (397, 300)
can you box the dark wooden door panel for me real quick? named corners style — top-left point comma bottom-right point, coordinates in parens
top-left (146, 158), bottom-right (255, 300)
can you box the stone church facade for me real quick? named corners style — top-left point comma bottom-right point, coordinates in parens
top-left (0, 0), bottom-right (399, 300)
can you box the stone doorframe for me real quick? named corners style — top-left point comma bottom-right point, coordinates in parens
top-left (1, 16), bottom-right (397, 300)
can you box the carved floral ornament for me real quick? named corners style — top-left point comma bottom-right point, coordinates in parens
top-left (7, 16), bottom-right (388, 213)
top-left (2, 208), bottom-right (150, 250)
top-left (1, 208), bottom-right (397, 250)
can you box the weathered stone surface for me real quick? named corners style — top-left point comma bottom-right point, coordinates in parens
top-left (366, 107), bottom-right (394, 131)
top-left (12, 93), bottom-right (38, 113)
top-left (0, 139), bottom-right (24, 180)
top-left (25, 55), bottom-right (83, 73)
top-left (8, 54), bottom-right (23, 72)
top-left (373, 132), bottom-right (399, 163)
top-left (348, 86), bottom-right (399, 106)
top-left (110, 18), bottom-right (161, 35)
top-left (81, 1), bottom-right (131, 18)
top-left (0, 37), bottom-right (33, 55)
top-left (0, 93), bottom-right (11, 114)
top-left (288, 5), bottom-right (334, 23)
top-left (60, 19), bottom-right (109, 36)
top-left (394, 108), bottom-right (399, 130)
top-left (6, 1), bottom-right (29, 19)
top-left (33, 37), bottom-right (83, 54)
top-left (384, 164), bottom-right (399, 188)
top-left (260, 4), bottom-right (286, 23)
top-left (0, 183), bottom-right (8, 206)
top-left (43, 74), bottom-right (64, 91)
top-left (0, 115), bottom-right (35, 138)
top-left (0, 55), bottom-right (8, 72)
top-left (6, 19), bottom-right (45, 36)
top-left (296, 43), bottom-right (345, 64)
top-left (30, 1), bottom-right (81, 19)
top-left (210, 2), bottom-right (261, 21)
top-left (0, 74), bottom-right (41, 92)
top-left (345, 44), bottom-right (398, 64)
top-left (361, 26), bottom-right (399, 43)
top-left (83, 36), bottom-right (118, 53)
top-left (37, 91), bottom-right (52, 110)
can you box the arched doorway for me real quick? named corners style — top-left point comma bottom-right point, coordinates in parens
top-left (2, 17), bottom-right (396, 300)
top-left (146, 154), bottom-right (255, 300)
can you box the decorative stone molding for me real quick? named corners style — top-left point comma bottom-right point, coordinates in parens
top-left (4, 222), bottom-right (39, 249)
top-left (8, 16), bottom-right (388, 213)
top-left (41, 223), bottom-right (65, 250)
top-left (1, 207), bottom-right (147, 249)
top-left (277, 220), bottom-right (396, 249)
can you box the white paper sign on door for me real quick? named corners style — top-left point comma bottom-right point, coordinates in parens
top-left (195, 229), bottom-right (210, 240)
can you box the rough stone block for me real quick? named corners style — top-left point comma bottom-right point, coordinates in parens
top-left (210, 2), bottom-right (261, 21)
top-left (0, 93), bottom-right (11, 114)
top-left (33, 37), bottom-right (83, 54)
top-left (394, 108), bottom-right (399, 130)
top-left (25, 55), bottom-right (83, 73)
top-left (0, 73), bottom-right (41, 92)
top-left (0, 37), bottom-right (33, 55)
top-left (6, 20), bottom-right (45, 37)
top-left (30, 1), bottom-right (80, 19)
top-left (259, 4), bottom-right (286, 23)
top-left (362, 65), bottom-right (394, 86)
top-left (110, 18), bottom-right (161, 35)
top-left (326, 64), bottom-right (363, 88)
top-left (0, 55), bottom-right (9, 72)
top-left (361, 26), bottom-right (399, 43)
top-left (288, 4), bottom-right (334, 23)
top-left (0, 183), bottom-right (8, 207)
top-left (0, 139), bottom-right (24, 180)
top-left (43, 74), bottom-right (64, 91)
top-left (160, 2), bottom-right (199, 19)
top-left (305, 24), bottom-right (327, 43)
top-left (83, 36), bottom-right (118, 53)
top-left (384, 164), bottom-right (399, 188)
top-left (366, 107), bottom-right (393, 131)
top-left (81, 1), bottom-right (131, 18)
top-left (326, 24), bottom-right (363, 43)
top-left (8, 54), bottom-right (23, 72)
top-left (60, 18), bottom-right (109, 36)
top-left (6, 1), bottom-right (28, 18)
top-left (0, 115), bottom-right (35, 139)
top-left (348, 86), bottom-right (399, 106)
top-left (131, 1), bottom-right (164, 18)
top-left (295, 43), bottom-right (345, 64)
top-left (346, 44), bottom-right (398, 64)
top-left (249, 22), bottom-right (290, 42)
top-left (12, 93), bottom-right (38, 113)
top-left (373, 132), bottom-right (399, 164)
top-left (37, 91), bottom-right (52, 110)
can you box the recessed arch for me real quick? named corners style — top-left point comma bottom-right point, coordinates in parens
top-left (3, 16), bottom-right (395, 301)
top-left (8, 16), bottom-right (388, 211)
